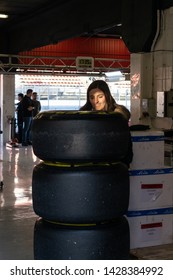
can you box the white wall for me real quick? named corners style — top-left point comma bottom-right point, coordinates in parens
top-left (130, 7), bottom-right (173, 129)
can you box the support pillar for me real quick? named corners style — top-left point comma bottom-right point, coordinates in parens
top-left (0, 74), bottom-right (15, 144)
top-left (130, 53), bottom-right (153, 124)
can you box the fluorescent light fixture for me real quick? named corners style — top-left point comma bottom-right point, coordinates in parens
top-left (105, 71), bottom-right (123, 77)
top-left (0, 14), bottom-right (8, 19)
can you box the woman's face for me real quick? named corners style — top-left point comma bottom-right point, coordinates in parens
top-left (89, 88), bottom-right (107, 111)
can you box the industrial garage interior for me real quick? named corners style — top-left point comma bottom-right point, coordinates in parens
top-left (1, 0), bottom-right (173, 261)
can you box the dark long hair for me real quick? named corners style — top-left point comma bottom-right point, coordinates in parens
top-left (80, 80), bottom-right (116, 111)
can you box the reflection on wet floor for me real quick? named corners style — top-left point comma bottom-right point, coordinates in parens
top-left (0, 144), bottom-right (40, 260)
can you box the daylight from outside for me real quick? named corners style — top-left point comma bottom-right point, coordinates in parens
top-left (15, 72), bottom-right (131, 112)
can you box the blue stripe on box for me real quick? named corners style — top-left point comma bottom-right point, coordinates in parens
top-left (132, 136), bottom-right (164, 142)
top-left (127, 207), bottom-right (173, 217)
top-left (129, 168), bottom-right (173, 176)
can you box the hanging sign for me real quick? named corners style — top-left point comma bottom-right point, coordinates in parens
top-left (76, 56), bottom-right (94, 71)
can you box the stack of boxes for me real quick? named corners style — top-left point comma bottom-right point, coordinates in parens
top-left (127, 130), bottom-right (173, 249)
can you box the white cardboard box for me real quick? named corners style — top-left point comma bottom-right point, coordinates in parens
top-left (130, 130), bottom-right (164, 169)
top-left (128, 168), bottom-right (173, 211)
top-left (127, 208), bottom-right (173, 249)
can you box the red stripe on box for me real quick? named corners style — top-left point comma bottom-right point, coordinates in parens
top-left (141, 222), bottom-right (162, 229)
top-left (141, 184), bottom-right (163, 189)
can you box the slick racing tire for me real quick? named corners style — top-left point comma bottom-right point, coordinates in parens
top-left (34, 216), bottom-right (130, 260)
top-left (32, 161), bottom-right (130, 223)
top-left (32, 110), bottom-right (130, 162)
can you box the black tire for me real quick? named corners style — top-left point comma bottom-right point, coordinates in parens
top-left (34, 216), bottom-right (130, 260)
top-left (32, 162), bottom-right (129, 223)
top-left (32, 110), bottom-right (130, 162)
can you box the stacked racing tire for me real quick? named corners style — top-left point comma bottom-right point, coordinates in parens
top-left (32, 110), bottom-right (131, 260)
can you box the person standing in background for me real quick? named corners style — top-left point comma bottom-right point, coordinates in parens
top-left (16, 93), bottom-right (24, 143)
top-left (32, 92), bottom-right (41, 117)
top-left (29, 92), bottom-right (41, 143)
top-left (21, 88), bottom-right (34, 146)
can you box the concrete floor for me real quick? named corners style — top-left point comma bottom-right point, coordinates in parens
top-left (0, 142), bottom-right (40, 260)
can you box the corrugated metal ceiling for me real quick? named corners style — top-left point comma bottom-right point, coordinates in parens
top-left (0, 0), bottom-right (173, 54)
top-left (0, 0), bottom-right (122, 53)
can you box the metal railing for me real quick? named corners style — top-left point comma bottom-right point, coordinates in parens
top-left (0, 54), bottom-right (130, 74)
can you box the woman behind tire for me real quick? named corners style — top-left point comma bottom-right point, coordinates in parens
top-left (80, 79), bottom-right (133, 167)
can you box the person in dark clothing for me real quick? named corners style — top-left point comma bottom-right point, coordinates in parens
top-left (16, 93), bottom-right (24, 143)
top-left (80, 80), bottom-right (133, 167)
top-left (29, 91), bottom-right (41, 142)
top-left (21, 88), bottom-right (34, 146)
top-left (32, 92), bottom-right (41, 117)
